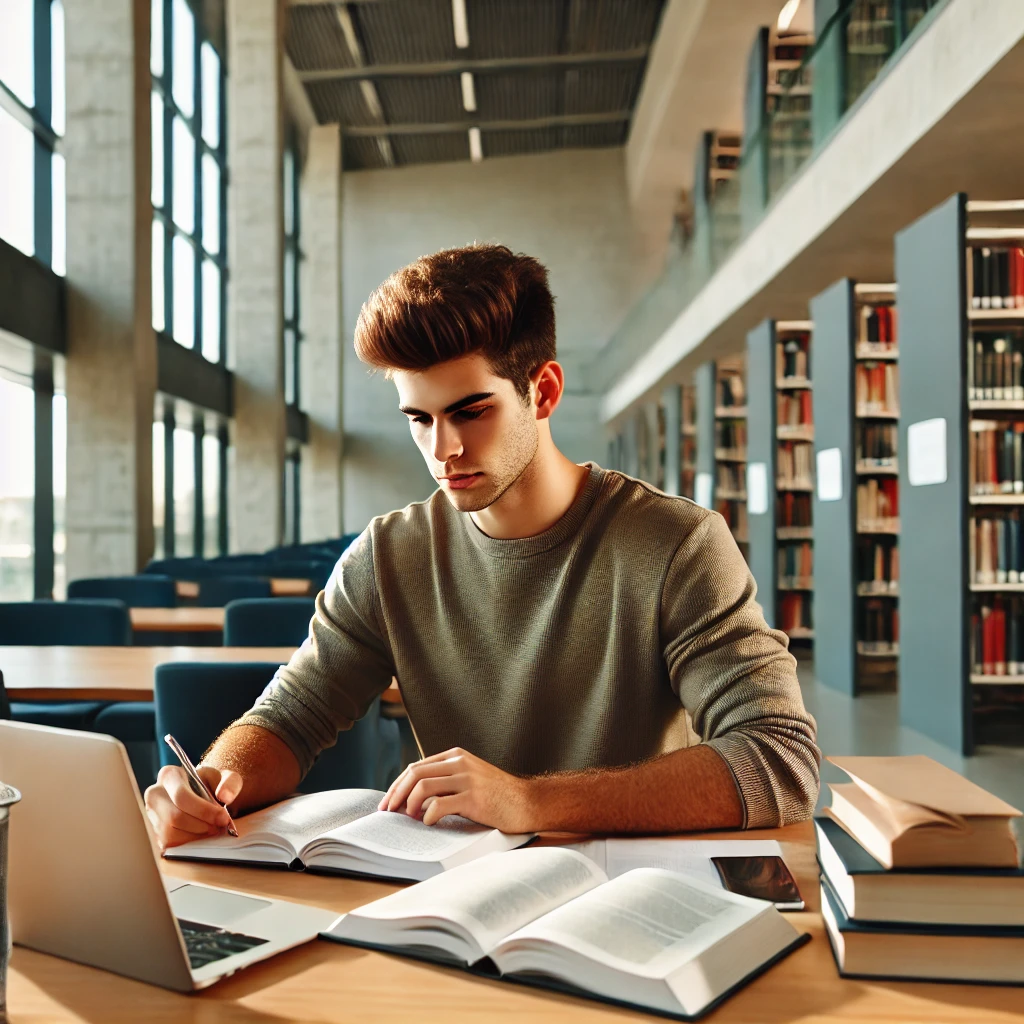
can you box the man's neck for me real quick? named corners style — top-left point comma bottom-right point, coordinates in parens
top-left (470, 447), bottom-right (590, 540)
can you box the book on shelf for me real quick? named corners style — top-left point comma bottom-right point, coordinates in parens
top-left (323, 847), bottom-right (809, 1021)
top-left (856, 422), bottom-right (897, 464)
top-left (969, 420), bottom-right (1024, 494)
top-left (717, 499), bottom-right (748, 539)
top-left (857, 598), bottom-right (898, 652)
top-left (163, 789), bottom-right (533, 880)
top-left (970, 595), bottom-right (1024, 676)
top-left (775, 333), bottom-right (811, 380)
top-left (777, 491), bottom-right (812, 527)
top-left (717, 373), bottom-right (746, 409)
top-left (854, 362), bottom-right (899, 415)
top-left (716, 419), bottom-right (747, 450)
top-left (820, 872), bottom-right (1024, 984)
top-left (859, 302), bottom-right (897, 348)
top-left (716, 463), bottom-right (746, 495)
top-left (815, 816), bottom-right (1024, 928)
top-left (856, 478), bottom-right (898, 522)
top-left (968, 329), bottom-right (1024, 399)
top-left (970, 512), bottom-right (1024, 583)
top-left (776, 390), bottom-right (812, 426)
top-left (824, 755), bottom-right (1021, 869)
top-left (776, 440), bottom-right (814, 489)
top-left (856, 537), bottom-right (899, 590)
top-left (777, 541), bottom-right (812, 585)
top-left (968, 245), bottom-right (1024, 310)
top-left (779, 592), bottom-right (812, 635)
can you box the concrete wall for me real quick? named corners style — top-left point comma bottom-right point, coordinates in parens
top-left (340, 146), bottom-right (650, 531)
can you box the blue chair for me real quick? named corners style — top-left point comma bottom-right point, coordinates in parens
top-left (0, 670), bottom-right (11, 720)
top-left (223, 598), bottom-right (315, 647)
top-left (153, 662), bottom-right (400, 792)
top-left (196, 576), bottom-right (272, 608)
top-left (68, 575), bottom-right (177, 608)
top-left (1, 599), bottom-right (133, 731)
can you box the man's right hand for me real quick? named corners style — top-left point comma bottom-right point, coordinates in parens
top-left (144, 765), bottom-right (243, 850)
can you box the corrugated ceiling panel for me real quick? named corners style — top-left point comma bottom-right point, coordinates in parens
top-left (563, 0), bottom-right (666, 53)
top-left (286, 5), bottom-right (356, 71)
top-left (304, 80), bottom-right (377, 127)
top-left (482, 126), bottom-right (561, 158)
top-left (468, 0), bottom-right (562, 59)
top-left (391, 131), bottom-right (470, 167)
top-left (375, 76), bottom-right (464, 125)
top-left (342, 135), bottom-right (390, 171)
top-left (563, 66), bottom-right (644, 115)
top-left (561, 121), bottom-right (630, 148)
top-left (474, 70), bottom-right (561, 121)
top-left (355, 0), bottom-right (456, 65)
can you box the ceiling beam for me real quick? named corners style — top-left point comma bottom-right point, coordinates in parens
top-left (344, 110), bottom-right (630, 137)
top-left (298, 48), bottom-right (649, 84)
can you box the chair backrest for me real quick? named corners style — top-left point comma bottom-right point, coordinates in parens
top-left (195, 576), bottom-right (272, 608)
top-left (153, 662), bottom-right (382, 792)
top-left (223, 597), bottom-right (315, 647)
top-left (264, 559), bottom-right (335, 591)
top-left (0, 670), bottom-right (10, 720)
top-left (68, 575), bottom-right (177, 608)
top-left (0, 600), bottom-right (133, 646)
top-left (265, 543), bottom-right (337, 563)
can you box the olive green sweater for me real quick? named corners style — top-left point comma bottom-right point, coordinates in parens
top-left (236, 465), bottom-right (820, 828)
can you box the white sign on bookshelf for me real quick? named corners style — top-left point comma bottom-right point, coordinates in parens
top-left (907, 418), bottom-right (947, 487)
top-left (816, 448), bottom-right (842, 502)
top-left (747, 463), bottom-right (769, 515)
top-left (694, 472), bottom-right (713, 510)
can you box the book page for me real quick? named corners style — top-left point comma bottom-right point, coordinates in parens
top-left (498, 868), bottom-right (765, 978)
top-left (331, 847), bottom-right (606, 954)
top-left (313, 810), bottom-right (496, 861)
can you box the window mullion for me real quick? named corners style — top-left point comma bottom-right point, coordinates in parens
top-left (192, 15), bottom-right (202, 353)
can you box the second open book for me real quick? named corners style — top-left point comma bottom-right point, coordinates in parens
top-left (322, 845), bottom-right (807, 1020)
top-left (163, 788), bottom-right (534, 881)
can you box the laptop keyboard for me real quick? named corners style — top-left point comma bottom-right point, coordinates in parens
top-left (177, 918), bottom-right (269, 970)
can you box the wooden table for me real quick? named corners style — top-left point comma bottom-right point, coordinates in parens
top-left (174, 579), bottom-right (312, 599)
top-left (131, 607), bottom-right (225, 632)
top-left (9, 822), bottom-right (1024, 1022)
top-left (1, 645), bottom-right (296, 701)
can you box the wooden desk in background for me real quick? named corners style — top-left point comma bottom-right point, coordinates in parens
top-left (10, 821), bottom-right (1022, 1023)
top-left (174, 579), bottom-right (312, 600)
top-left (1, 646), bottom-right (296, 701)
top-left (131, 607), bottom-right (225, 632)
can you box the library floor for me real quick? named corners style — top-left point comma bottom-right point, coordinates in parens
top-left (798, 659), bottom-right (1024, 844)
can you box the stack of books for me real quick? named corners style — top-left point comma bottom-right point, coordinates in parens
top-left (816, 755), bottom-right (1024, 985)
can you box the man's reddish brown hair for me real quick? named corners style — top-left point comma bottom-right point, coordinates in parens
top-left (354, 244), bottom-right (556, 399)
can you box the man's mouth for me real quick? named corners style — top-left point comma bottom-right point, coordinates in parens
top-left (439, 472), bottom-right (483, 490)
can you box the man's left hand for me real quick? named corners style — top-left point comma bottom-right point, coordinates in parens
top-left (378, 747), bottom-right (536, 832)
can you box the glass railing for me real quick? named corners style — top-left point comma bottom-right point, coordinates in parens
top-left (597, 0), bottom-right (947, 403)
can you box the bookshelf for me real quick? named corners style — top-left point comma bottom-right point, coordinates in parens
top-left (746, 319), bottom-right (814, 640)
top-left (811, 279), bottom-right (899, 696)
top-left (895, 193), bottom-right (1024, 754)
top-left (715, 357), bottom-right (748, 548)
top-left (681, 382), bottom-right (697, 500)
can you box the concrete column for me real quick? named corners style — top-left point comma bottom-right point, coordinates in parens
top-left (227, 0), bottom-right (285, 552)
top-left (64, 0), bottom-right (155, 579)
top-left (299, 124), bottom-right (344, 541)
top-left (662, 385), bottom-right (682, 496)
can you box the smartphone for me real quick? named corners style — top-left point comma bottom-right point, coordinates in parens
top-left (710, 855), bottom-right (805, 911)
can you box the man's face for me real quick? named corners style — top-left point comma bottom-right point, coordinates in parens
top-left (394, 352), bottom-right (539, 513)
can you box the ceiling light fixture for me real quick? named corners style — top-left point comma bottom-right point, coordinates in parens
top-left (776, 0), bottom-right (801, 31)
top-left (468, 126), bottom-right (482, 162)
top-left (452, 0), bottom-right (470, 49)
top-left (460, 71), bottom-right (477, 112)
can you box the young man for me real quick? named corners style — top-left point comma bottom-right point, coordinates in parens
top-left (145, 244), bottom-right (820, 849)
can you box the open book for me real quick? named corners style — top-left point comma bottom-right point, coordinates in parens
top-left (826, 755), bottom-right (1021, 868)
top-left (163, 789), bottom-right (534, 882)
top-left (323, 846), bottom-right (808, 1020)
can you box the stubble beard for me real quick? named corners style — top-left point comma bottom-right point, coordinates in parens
top-left (442, 409), bottom-right (540, 514)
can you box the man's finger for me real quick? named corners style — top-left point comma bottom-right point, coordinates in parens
top-left (422, 794), bottom-right (462, 827)
top-left (146, 787), bottom-right (220, 835)
top-left (385, 759), bottom-right (459, 812)
top-left (404, 775), bottom-right (465, 819)
top-left (204, 767), bottom-right (243, 807)
top-left (161, 768), bottom-right (231, 826)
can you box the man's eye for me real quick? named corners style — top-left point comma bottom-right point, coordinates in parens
top-left (411, 415), bottom-right (431, 426)
top-left (454, 408), bottom-right (485, 421)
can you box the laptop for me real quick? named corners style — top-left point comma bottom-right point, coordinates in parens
top-left (0, 720), bottom-right (339, 992)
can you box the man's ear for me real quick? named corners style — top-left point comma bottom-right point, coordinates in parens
top-left (531, 360), bottom-right (565, 421)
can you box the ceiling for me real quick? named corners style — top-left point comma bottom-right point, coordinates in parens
top-left (285, 0), bottom-right (668, 171)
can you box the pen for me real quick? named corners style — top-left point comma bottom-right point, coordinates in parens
top-left (163, 733), bottom-right (239, 837)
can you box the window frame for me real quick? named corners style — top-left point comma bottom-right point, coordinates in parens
top-left (151, 0), bottom-right (227, 365)
top-left (283, 127), bottom-right (303, 408)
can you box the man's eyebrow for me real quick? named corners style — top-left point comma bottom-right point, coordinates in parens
top-left (399, 392), bottom-right (495, 417)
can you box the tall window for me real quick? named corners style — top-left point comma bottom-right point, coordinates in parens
top-left (0, 375), bottom-right (35, 601)
top-left (151, 0), bottom-right (226, 363)
top-left (0, 0), bottom-right (66, 273)
top-left (283, 444), bottom-right (301, 546)
top-left (283, 132), bottom-right (303, 407)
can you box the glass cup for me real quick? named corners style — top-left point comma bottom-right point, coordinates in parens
top-left (0, 782), bottom-right (21, 1024)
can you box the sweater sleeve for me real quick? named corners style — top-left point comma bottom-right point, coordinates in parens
top-left (231, 529), bottom-right (394, 778)
top-left (661, 510), bottom-right (821, 828)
